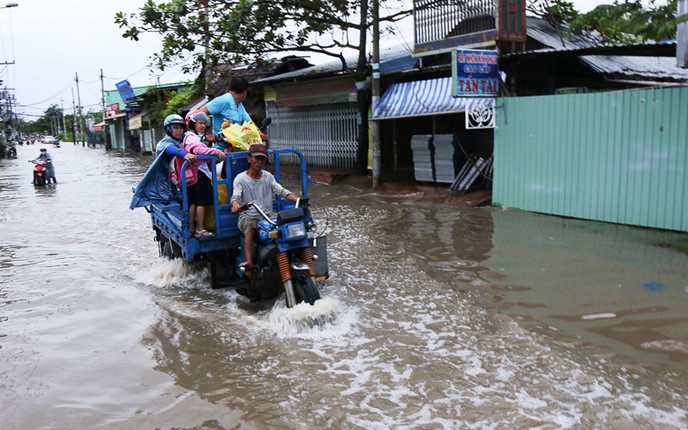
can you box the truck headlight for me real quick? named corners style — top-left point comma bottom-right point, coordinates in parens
top-left (286, 223), bottom-right (306, 239)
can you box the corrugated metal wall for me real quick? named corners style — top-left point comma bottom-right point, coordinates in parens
top-left (266, 101), bottom-right (359, 170)
top-left (494, 86), bottom-right (688, 232)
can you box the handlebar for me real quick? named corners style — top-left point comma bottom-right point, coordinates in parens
top-left (238, 202), bottom-right (276, 225)
top-left (236, 197), bottom-right (309, 226)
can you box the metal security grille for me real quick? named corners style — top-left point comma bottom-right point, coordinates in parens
top-left (266, 101), bottom-right (359, 170)
top-left (414, 0), bottom-right (496, 46)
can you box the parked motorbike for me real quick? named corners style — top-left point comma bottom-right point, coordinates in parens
top-left (238, 198), bottom-right (321, 308)
top-left (29, 159), bottom-right (49, 186)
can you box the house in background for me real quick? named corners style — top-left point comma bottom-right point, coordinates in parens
top-left (370, 1), bottom-right (687, 188)
top-left (103, 81), bottom-right (192, 152)
top-left (406, 0), bottom-right (688, 231)
top-left (500, 18), bottom-right (688, 95)
top-left (252, 44), bottom-right (419, 174)
top-left (247, 0), bottom-right (528, 182)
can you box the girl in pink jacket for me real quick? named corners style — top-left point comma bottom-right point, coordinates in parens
top-left (177, 110), bottom-right (226, 237)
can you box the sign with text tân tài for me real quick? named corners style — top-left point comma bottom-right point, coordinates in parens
top-left (451, 49), bottom-right (499, 98)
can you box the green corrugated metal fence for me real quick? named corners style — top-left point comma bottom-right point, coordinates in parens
top-left (493, 86), bottom-right (688, 232)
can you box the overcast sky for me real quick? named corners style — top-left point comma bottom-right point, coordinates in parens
top-left (0, 0), bottom-right (635, 120)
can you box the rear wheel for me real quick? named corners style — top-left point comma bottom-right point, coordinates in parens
top-left (158, 234), bottom-right (181, 259)
top-left (160, 238), bottom-right (173, 258)
top-left (292, 275), bottom-right (320, 305)
top-left (34, 173), bottom-right (45, 186)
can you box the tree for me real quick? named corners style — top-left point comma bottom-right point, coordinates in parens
top-left (115, 0), bottom-right (412, 172)
top-left (527, 0), bottom-right (687, 44)
top-left (43, 104), bottom-right (64, 136)
top-left (116, 0), bottom-right (409, 74)
top-left (569, 0), bottom-right (686, 44)
top-left (527, 0), bottom-right (579, 26)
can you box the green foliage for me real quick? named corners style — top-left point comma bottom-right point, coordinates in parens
top-left (115, 0), bottom-right (411, 75)
top-left (527, 0), bottom-right (579, 24)
top-left (529, 0), bottom-right (686, 44)
top-left (21, 108), bottom-right (103, 136)
top-left (146, 78), bottom-right (204, 125)
top-left (569, 0), bottom-right (685, 43)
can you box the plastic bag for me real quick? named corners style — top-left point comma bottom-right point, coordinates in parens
top-left (221, 121), bottom-right (262, 151)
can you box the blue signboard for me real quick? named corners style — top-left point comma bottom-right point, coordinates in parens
top-left (451, 49), bottom-right (499, 98)
top-left (115, 79), bottom-right (137, 101)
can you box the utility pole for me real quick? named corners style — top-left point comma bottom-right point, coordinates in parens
top-left (100, 69), bottom-right (105, 120)
top-left (60, 98), bottom-right (66, 135)
top-left (371, 0), bottom-right (382, 187)
top-left (679, 0), bottom-right (688, 68)
top-left (75, 72), bottom-right (85, 146)
top-left (71, 88), bottom-right (77, 144)
top-left (7, 91), bottom-right (15, 142)
top-left (100, 69), bottom-right (106, 148)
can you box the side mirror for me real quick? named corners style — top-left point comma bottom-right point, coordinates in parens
top-left (260, 117), bottom-right (272, 129)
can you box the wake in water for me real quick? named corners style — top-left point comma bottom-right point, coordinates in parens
top-left (130, 257), bottom-right (352, 338)
top-left (247, 296), bottom-right (357, 340)
top-left (131, 257), bottom-right (209, 289)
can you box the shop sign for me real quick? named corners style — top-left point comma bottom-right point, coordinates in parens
top-left (452, 49), bottom-right (499, 98)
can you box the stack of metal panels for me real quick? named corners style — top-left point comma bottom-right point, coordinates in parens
top-left (433, 134), bottom-right (456, 183)
top-left (410, 135), bottom-right (434, 182)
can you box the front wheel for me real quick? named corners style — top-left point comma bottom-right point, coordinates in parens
top-left (292, 275), bottom-right (320, 305)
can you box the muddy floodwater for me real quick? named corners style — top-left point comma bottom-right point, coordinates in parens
top-left (1, 143), bottom-right (687, 429)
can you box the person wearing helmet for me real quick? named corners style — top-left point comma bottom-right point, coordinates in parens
top-left (179, 110), bottom-right (226, 237)
top-left (155, 114), bottom-right (200, 184)
top-left (32, 147), bottom-right (57, 184)
top-left (184, 110), bottom-right (212, 147)
top-left (200, 77), bottom-right (268, 152)
top-left (130, 114), bottom-right (197, 209)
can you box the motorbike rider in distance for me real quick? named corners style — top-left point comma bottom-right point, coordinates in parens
top-left (230, 144), bottom-right (298, 273)
top-left (32, 148), bottom-right (57, 184)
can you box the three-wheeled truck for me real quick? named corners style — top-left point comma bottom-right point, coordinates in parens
top-left (146, 148), bottom-right (328, 307)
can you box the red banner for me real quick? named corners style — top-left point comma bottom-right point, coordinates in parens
top-left (105, 103), bottom-right (121, 118)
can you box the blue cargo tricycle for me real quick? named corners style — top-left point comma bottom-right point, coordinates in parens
top-left (146, 148), bottom-right (328, 307)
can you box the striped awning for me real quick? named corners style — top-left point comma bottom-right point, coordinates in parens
top-left (372, 77), bottom-right (493, 120)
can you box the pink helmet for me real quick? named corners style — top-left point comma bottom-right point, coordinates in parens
top-left (184, 110), bottom-right (209, 128)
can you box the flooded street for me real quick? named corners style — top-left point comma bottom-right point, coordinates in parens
top-left (1, 143), bottom-right (687, 429)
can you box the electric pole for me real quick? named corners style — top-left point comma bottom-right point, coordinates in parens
top-left (60, 98), bottom-right (66, 135)
top-left (100, 69), bottom-right (105, 120)
top-left (75, 72), bottom-right (85, 146)
top-left (100, 68), bottom-right (106, 147)
top-left (71, 88), bottom-right (77, 144)
top-left (371, 0), bottom-right (381, 187)
top-left (679, 0), bottom-right (687, 68)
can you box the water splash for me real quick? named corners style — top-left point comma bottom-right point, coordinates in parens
top-left (261, 297), bottom-right (353, 339)
top-left (132, 257), bottom-right (204, 288)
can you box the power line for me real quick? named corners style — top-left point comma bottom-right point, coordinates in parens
top-left (103, 64), bottom-right (149, 81)
top-left (20, 81), bottom-right (73, 107)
